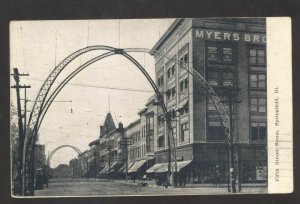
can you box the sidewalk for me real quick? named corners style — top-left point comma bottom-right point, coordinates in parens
top-left (114, 179), bottom-right (267, 189)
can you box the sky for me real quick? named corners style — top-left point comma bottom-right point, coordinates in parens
top-left (10, 19), bottom-right (175, 168)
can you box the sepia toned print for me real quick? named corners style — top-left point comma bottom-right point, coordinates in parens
top-left (10, 18), bottom-right (292, 197)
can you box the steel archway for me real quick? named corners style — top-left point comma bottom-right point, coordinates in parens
top-left (23, 45), bottom-right (231, 196)
top-left (47, 145), bottom-right (83, 166)
top-left (46, 145), bottom-right (87, 179)
top-left (23, 47), bottom-right (174, 195)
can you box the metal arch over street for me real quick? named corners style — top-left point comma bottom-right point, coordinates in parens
top-left (47, 145), bottom-right (83, 167)
top-left (124, 48), bottom-right (231, 142)
top-left (23, 45), bottom-right (231, 195)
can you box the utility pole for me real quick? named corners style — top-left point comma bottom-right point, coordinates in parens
top-left (120, 137), bottom-right (131, 182)
top-left (222, 86), bottom-right (241, 193)
top-left (107, 145), bottom-right (112, 177)
top-left (11, 68), bottom-right (30, 196)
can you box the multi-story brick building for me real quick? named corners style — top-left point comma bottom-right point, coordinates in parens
top-left (98, 113), bottom-right (126, 178)
top-left (149, 18), bottom-right (267, 184)
top-left (125, 96), bottom-right (157, 179)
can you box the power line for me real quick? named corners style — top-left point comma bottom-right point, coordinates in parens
top-left (30, 78), bottom-right (153, 93)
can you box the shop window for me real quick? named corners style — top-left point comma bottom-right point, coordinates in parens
top-left (250, 48), bottom-right (266, 65)
top-left (180, 123), bottom-right (189, 143)
top-left (207, 121), bottom-right (224, 141)
top-left (250, 122), bottom-right (267, 141)
top-left (250, 97), bottom-right (267, 113)
top-left (158, 135), bottom-right (165, 148)
top-left (250, 73), bottom-right (266, 88)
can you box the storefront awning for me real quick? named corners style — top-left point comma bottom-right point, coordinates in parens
top-left (128, 159), bottom-right (147, 173)
top-left (99, 165), bottom-right (109, 174)
top-left (176, 160), bottom-right (192, 171)
top-left (99, 161), bottom-right (118, 174)
top-left (146, 163), bottom-right (167, 173)
top-left (122, 161), bottom-right (135, 173)
top-left (107, 161), bottom-right (118, 173)
top-left (146, 160), bottom-right (192, 173)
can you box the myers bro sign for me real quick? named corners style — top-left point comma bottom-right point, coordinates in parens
top-left (195, 29), bottom-right (266, 44)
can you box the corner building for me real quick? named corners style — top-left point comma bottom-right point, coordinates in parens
top-left (151, 18), bottom-right (267, 183)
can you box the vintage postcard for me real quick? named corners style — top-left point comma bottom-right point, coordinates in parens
top-left (9, 17), bottom-right (292, 197)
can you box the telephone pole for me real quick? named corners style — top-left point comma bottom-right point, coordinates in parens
top-left (120, 137), bottom-right (132, 182)
top-left (221, 86), bottom-right (241, 193)
top-left (11, 68), bottom-right (30, 196)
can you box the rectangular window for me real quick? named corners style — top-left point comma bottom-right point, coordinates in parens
top-left (223, 47), bottom-right (233, 62)
top-left (258, 98), bottom-right (267, 112)
top-left (180, 123), bottom-right (189, 143)
top-left (184, 78), bottom-right (188, 89)
top-left (207, 46), bottom-right (218, 61)
top-left (250, 122), bottom-right (267, 141)
top-left (250, 97), bottom-right (267, 113)
top-left (157, 75), bottom-right (164, 87)
top-left (208, 71), bottom-right (219, 86)
top-left (180, 52), bottom-right (189, 69)
top-left (167, 65), bottom-right (175, 79)
top-left (171, 86), bottom-right (176, 98)
top-left (207, 71), bottom-right (234, 88)
top-left (158, 115), bottom-right (164, 127)
top-left (180, 105), bottom-right (189, 115)
top-left (207, 45), bottom-right (234, 63)
top-left (146, 135), bottom-right (154, 152)
top-left (223, 72), bottom-right (234, 87)
top-left (171, 65), bottom-right (175, 76)
top-left (158, 135), bottom-right (165, 148)
top-left (250, 48), bottom-right (266, 65)
top-left (250, 73), bottom-right (266, 88)
top-left (166, 89), bottom-right (171, 100)
top-left (180, 77), bottom-right (188, 92)
top-left (207, 121), bottom-right (224, 141)
top-left (167, 68), bottom-right (171, 79)
top-left (146, 116), bottom-right (154, 131)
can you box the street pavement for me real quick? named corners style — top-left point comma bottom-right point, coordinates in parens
top-left (34, 178), bottom-right (267, 197)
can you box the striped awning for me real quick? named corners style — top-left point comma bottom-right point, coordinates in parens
top-left (128, 159), bottom-right (147, 173)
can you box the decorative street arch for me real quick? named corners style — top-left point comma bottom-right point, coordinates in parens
top-left (23, 45), bottom-right (232, 195)
top-left (47, 145), bottom-right (83, 168)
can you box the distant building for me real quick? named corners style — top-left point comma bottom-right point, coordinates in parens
top-left (69, 158), bottom-right (82, 178)
top-left (98, 113), bottom-right (125, 178)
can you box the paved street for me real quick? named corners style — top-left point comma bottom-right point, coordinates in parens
top-left (34, 178), bottom-right (267, 196)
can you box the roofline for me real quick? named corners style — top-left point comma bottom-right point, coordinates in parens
top-left (150, 18), bottom-right (183, 54)
top-left (125, 118), bottom-right (141, 130)
top-left (89, 138), bottom-right (100, 147)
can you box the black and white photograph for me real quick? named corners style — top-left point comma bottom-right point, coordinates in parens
top-left (9, 17), bottom-right (292, 197)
